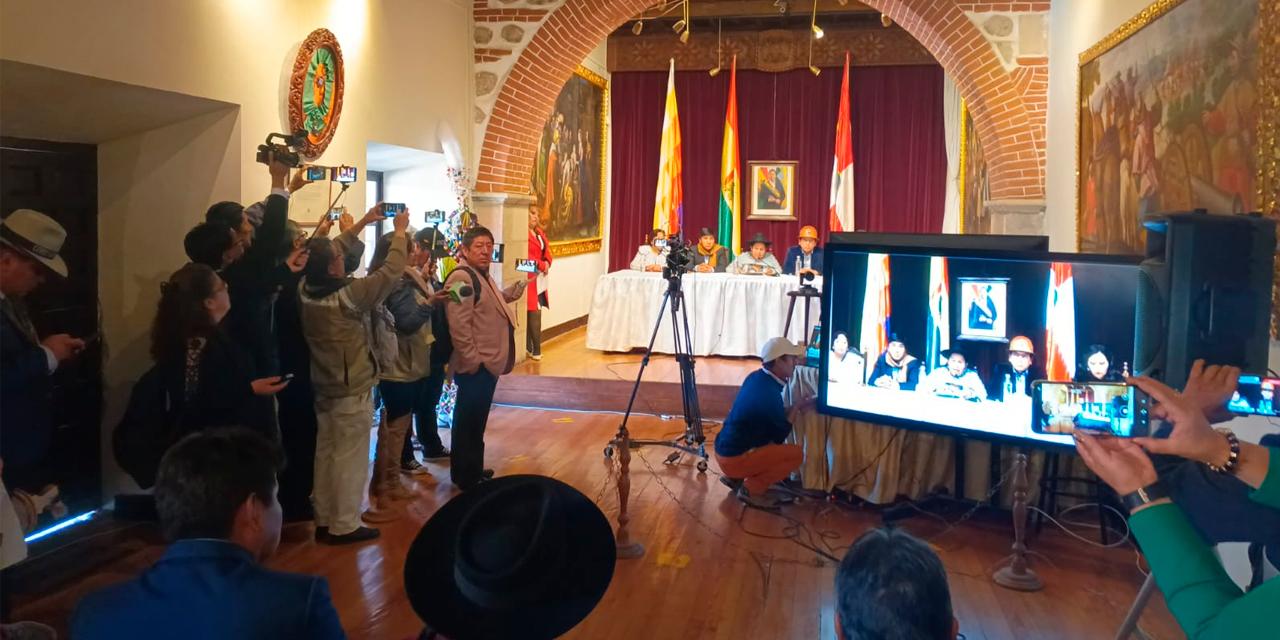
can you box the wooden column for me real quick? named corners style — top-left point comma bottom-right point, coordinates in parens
top-left (614, 426), bottom-right (645, 559)
top-left (993, 452), bottom-right (1044, 591)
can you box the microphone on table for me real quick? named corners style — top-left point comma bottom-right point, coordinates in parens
top-left (446, 281), bottom-right (474, 302)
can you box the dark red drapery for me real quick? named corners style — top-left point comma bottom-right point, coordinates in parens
top-left (608, 65), bottom-right (946, 272)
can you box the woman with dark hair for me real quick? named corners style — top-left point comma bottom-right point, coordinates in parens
top-left (828, 331), bottom-right (865, 384)
top-left (150, 264), bottom-right (288, 439)
top-left (1075, 344), bottom-right (1125, 383)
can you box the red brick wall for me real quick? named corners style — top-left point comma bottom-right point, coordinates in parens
top-left (953, 1), bottom-right (1051, 11)
top-left (475, 0), bottom-right (1047, 201)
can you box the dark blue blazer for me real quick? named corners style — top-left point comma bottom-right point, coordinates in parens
top-left (781, 246), bottom-right (824, 275)
top-left (71, 539), bottom-right (348, 640)
top-left (0, 297), bottom-right (52, 485)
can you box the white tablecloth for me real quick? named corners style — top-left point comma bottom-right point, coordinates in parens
top-left (585, 270), bottom-right (821, 356)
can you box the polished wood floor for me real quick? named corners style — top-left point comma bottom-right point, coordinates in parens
top-left (14, 407), bottom-right (1182, 640)
top-left (511, 326), bottom-right (760, 385)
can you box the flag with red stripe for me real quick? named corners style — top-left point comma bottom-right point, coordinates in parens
top-left (828, 51), bottom-right (855, 233)
top-left (1045, 263), bottom-right (1076, 381)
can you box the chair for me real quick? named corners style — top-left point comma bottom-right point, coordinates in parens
top-left (1032, 451), bottom-right (1115, 544)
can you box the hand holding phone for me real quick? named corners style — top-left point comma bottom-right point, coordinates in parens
top-left (1031, 381), bottom-right (1150, 438)
top-left (381, 203), bottom-right (406, 218)
top-left (306, 166), bottom-right (327, 181)
top-left (515, 259), bottom-right (538, 274)
top-left (333, 166), bottom-right (358, 184)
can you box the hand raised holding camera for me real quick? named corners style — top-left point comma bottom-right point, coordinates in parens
top-left (267, 152), bottom-right (290, 189)
top-left (289, 165), bottom-right (315, 194)
top-left (338, 208), bottom-right (354, 234)
top-left (393, 206), bottom-right (411, 235)
top-left (361, 203), bottom-right (389, 227)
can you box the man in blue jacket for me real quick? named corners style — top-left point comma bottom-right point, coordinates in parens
top-left (782, 225), bottom-right (824, 276)
top-left (714, 337), bottom-right (810, 509)
top-left (71, 428), bottom-right (347, 640)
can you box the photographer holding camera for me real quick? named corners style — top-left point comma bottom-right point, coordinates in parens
top-left (299, 203), bottom-right (409, 545)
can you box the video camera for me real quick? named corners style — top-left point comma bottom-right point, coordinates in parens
top-left (664, 232), bottom-right (695, 277)
top-left (255, 130), bottom-right (308, 168)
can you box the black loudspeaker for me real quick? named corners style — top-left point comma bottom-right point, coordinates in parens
top-left (1135, 211), bottom-right (1276, 390)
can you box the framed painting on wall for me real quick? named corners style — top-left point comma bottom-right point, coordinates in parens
top-left (957, 278), bottom-right (1009, 342)
top-left (532, 65), bottom-right (608, 257)
top-left (747, 160), bottom-right (798, 221)
top-left (1076, 0), bottom-right (1279, 255)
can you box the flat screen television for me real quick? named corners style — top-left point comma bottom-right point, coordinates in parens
top-left (819, 242), bottom-right (1141, 450)
top-left (828, 232), bottom-right (1050, 253)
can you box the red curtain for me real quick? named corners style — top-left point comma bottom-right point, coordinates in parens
top-left (608, 65), bottom-right (946, 272)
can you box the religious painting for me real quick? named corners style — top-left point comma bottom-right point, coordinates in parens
top-left (959, 106), bottom-right (990, 235)
top-left (957, 278), bottom-right (1008, 342)
top-left (288, 28), bottom-right (345, 159)
top-left (532, 65), bottom-right (607, 257)
top-left (748, 160), bottom-right (798, 221)
top-left (1076, 0), bottom-right (1272, 254)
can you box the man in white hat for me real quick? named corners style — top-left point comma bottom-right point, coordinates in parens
top-left (1, 209), bottom-right (85, 491)
top-left (713, 337), bottom-right (812, 509)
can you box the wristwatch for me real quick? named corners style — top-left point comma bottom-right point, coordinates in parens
top-left (1119, 481), bottom-right (1169, 513)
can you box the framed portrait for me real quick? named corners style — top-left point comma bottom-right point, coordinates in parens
top-left (1076, 0), bottom-right (1279, 256)
top-left (288, 29), bottom-right (345, 159)
top-left (533, 65), bottom-right (607, 257)
top-left (957, 278), bottom-right (1008, 342)
top-left (748, 160), bottom-right (798, 221)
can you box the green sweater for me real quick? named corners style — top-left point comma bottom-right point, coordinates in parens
top-left (1129, 447), bottom-right (1280, 640)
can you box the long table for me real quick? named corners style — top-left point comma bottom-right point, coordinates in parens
top-left (585, 270), bottom-right (822, 357)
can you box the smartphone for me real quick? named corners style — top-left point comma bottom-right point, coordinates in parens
top-left (654, 239), bottom-right (669, 249)
top-left (327, 208), bottom-right (341, 221)
top-left (515, 259), bottom-right (538, 274)
top-left (381, 202), bottom-right (406, 218)
top-left (281, 373), bottom-right (295, 382)
top-left (492, 244), bottom-right (504, 263)
top-left (424, 210), bottom-right (445, 224)
top-left (1228, 375), bottom-right (1279, 416)
top-left (306, 166), bottom-right (327, 181)
top-left (1031, 381), bottom-right (1150, 438)
top-left (332, 166), bottom-right (358, 183)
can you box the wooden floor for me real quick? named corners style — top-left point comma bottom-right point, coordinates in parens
top-left (14, 407), bottom-right (1183, 640)
top-left (511, 326), bottom-right (760, 385)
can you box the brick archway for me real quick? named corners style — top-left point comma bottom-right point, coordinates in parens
top-left (476, 0), bottom-right (1044, 202)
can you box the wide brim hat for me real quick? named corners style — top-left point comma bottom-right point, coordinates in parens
top-left (404, 475), bottom-right (616, 640)
top-left (940, 348), bottom-right (966, 360)
top-left (0, 209), bottom-right (67, 277)
top-left (747, 232), bottom-right (771, 246)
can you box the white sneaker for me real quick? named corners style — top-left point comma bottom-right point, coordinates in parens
top-left (529, 353), bottom-right (542, 361)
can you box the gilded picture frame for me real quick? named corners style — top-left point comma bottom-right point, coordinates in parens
top-left (747, 160), bottom-right (799, 221)
top-left (533, 65), bottom-right (608, 257)
top-left (288, 28), bottom-right (345, 159)
top-left (1075, 0), bottom-right (1278, 256)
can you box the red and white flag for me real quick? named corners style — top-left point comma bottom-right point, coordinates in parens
top-left (1045, 263), bottom-right (1076, 381)
top-left (828, 51), bottom-right (855, 232)
top-left (859, 253), bottom-right (891, 363)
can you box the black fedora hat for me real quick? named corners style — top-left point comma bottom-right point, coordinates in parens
top-left (746, 232), bottom-right (771, 246)
top-left (404, 475), bottom-right (616, 640)
top-left (940, 348), bottom-right (966, 360)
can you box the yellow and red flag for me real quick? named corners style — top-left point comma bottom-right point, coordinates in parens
top-left (653, 59), bottom-right (684, 235)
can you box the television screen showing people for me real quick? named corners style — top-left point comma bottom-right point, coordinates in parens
top-left (1228, 375), bottom-right (1280, 416)
top-left (820, 247), bottom-right (1139, 447)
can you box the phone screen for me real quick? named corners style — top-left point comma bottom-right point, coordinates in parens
top-left (1229, 375), bottom-right (1279, 416)
top-left (327, 208), bottom-right (341, 221)
top-left (1031, 381), bottom-right (1149, 438)
top-left (382, 203), bottom-right (406, 217)
top-left (515, 259), bottom-right (538, 274)
top-left (333, 166), bottom-right (358, 183)
top-left (654, 239), bottom-right (669, 249)
top-left (307, 166), bottom-right (327, 181)
top-left (424, 210), bottom-right (445, 224)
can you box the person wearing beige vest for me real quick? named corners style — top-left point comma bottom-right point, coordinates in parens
top-left (444, 226), bottom-right (527, 490)
top-left (298, 204), bottom-right (409, 545)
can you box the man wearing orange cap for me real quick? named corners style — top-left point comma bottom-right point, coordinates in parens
top-left (986, 335), bottom-right (1045, 402)
top-left (782, 226), bottom-right (824, 276)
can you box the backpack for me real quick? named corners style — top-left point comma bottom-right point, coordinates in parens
top-left (112, 365), bottom-right (181, 489)
top-left (431, 266), bottom-right (482, 365)
top-left (370, 303), bottom-right (398, 373)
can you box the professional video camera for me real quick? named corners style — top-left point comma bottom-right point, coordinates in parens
top-left (255, 130), bottom-right (308, 168)
top-left (664, 233), bottom-right (695, 277)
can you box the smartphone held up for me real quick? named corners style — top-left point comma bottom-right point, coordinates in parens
top-left (1031, 381), bottom-right (1150, 438)
top-left (381, 202), bottom-right (406, 218)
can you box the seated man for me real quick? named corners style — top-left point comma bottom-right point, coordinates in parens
top-left (986, 335), bottom-right (1045, 402)
top-left (728, 232), bottom-right (782, 276)
top-left (917, 348), bottom-right (985, 401)
top-left (835, 526), bottom-right (958, 640)
top-left (714, 338), bottom-right (807, 509)
top-left (630, 228), bottom-right (668, 272)
top-left (782, 225), bottom-right (824, 276)
top-left (1227, 390), bottom-right (1253, 413)
top-left (71, 428), bottom-right (347, 640)
top-left (693, 228), bottom-right (730, 273)
top-left (868, 333), bottom-right (921, 391)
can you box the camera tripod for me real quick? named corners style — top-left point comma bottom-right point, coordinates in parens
top-left (604, 265), bottom-right (709, 473)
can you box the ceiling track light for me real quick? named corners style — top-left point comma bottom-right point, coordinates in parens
top-left (809, 65), bottom-right (821, 76)
top-left (812, 24), bottom-right (824, 39)
top-left (673, 19), bottom-right (686, 33)
top-left (709, 19), bottom-right (723, 76)
top-left (881, 13), bottom-right (893, 27)
top-left (632, 20), bottom-right (644, 35)
top-left (678, 0), bottom-right (691, 44)
top-left (808, 0), bottom-right (821, 74)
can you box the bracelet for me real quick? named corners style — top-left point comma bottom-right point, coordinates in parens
top-left (1205, 427), bottom-right (1240, 474)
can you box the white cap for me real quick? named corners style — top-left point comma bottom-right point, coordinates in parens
top-left (759, 337), bottom-right (806, 363)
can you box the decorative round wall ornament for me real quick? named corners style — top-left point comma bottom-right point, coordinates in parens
top-left (288, 28), bottom-right (345, 158)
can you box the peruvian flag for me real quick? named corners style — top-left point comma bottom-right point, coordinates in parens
top-left (828, 51), bottom-right (855, 232)
top-left (859, 253), bottom-right (891, 363)
top-left (1045, 263), bottom-right (1077, 381)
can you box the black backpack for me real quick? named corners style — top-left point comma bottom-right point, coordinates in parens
top-left (112, 364), bottom-right (182, 489)
top-left (431, 266), bottom-right (482, 365)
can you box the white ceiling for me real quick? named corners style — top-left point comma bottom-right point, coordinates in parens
top-left (0, 60), bottom-right (234, 144)
top-left (366, 141), bottom-right (441, 172)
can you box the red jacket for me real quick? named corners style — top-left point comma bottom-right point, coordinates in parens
top-left (528, 228), bottom-right (552, 311)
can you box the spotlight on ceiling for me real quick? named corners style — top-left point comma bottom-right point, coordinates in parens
top-left (632, 20), bottom-right (644, 35)
top-left (837, 0), bottom-right (849, 4)
top-left (672, 19), bottom-right (686, 33)
top-left (709, 66), bottom-right (721, 77)
top-left (680, 29), bottom-right (690, 43)
top-left (881, 13), bottom-right (893, 27)
top-left (809, 65), bottom-right (821, 76)
top-left (812, 24), bottom-right (824, 39)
